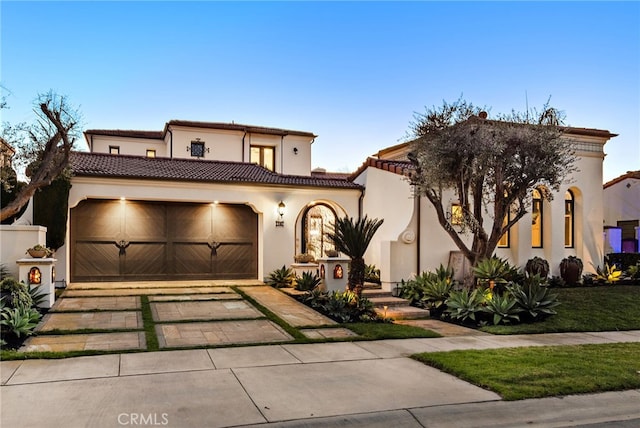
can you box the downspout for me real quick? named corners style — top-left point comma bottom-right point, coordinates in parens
top-left (90, 135), bottom-right (93, 152)
top-left (416, 194), bottom-right (421, 274)
top-left (242, 131), bottom-right (247, 162)
top-left (168, 129), bottom-right (173, 159)
top-left (280, 135), bottom-right (284, 174)
top-left (358, 187), bottom-right (365, 219)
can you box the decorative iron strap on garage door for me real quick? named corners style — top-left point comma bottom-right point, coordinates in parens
top-left (70, 200), bottom-right (257, 282)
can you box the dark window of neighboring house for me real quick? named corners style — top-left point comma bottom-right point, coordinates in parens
top-left (531, 188), bottom-right (543, 248)
top-left (109, 146), bottom-right (120, 155)
top-left (190, 141), bottom-right (206, 158)
top-left (250, 145), bottom-right (275, 171)
top-left (565, 190), bottom-right (574, 248)
top-left (146, 149), bottom-right (156, 158)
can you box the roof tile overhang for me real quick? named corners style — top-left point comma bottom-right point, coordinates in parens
top-left (349, 157), bottom-right (414, 181)
top-left (604, 170), bottom-right (640, 189)
top-left (84, 120), bottom-right (317, 142)
top-left (70, 152), bottom-right (361, 190)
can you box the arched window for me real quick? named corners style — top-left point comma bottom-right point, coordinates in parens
top-left (531, 188), bottom-right (543, 248)
top-left (301, 203), bottom-right (337, 260)
top-left (564, 190), bottom-right (574, 248)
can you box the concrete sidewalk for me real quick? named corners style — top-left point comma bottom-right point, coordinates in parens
top-left (2, 331), bottom-right (640, 427)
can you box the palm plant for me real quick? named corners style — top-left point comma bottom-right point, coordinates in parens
top-left (325, 215), bottom-right (384, 295)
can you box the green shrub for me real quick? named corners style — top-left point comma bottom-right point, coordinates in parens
top-left (295, 271), bottom-right (322, 291)
top-left (509, 275), bottom-right (560, 321)
top-left (0, 278), bottom-right (33, 310)
top-left (607, 253), bottom-right (640, 271)
top-left (483, 292), bottom-right (521, 325)
top-left (445, 288), bottom-right (486, 324)
top-left (1, 304), bottom-right (41, 338)
top-left (626, 263), bottom-right (640, 280)
top-left (300, 289), bottom-right (378, 323)
top-left (401, 264), bottom-right (456, 308)
top-left (473, 256), bottom-right (512, 291)
top-left (364, 264), bottom-right (381, 284)
top-left (266, 265), bottom-right (295, 288)
top-left (421, 277), bottom-right (454, 311)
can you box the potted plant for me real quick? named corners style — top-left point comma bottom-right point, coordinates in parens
top-left (560, 256), bottom-right (583, 286)
top-left (525, 257), bottom-right (550, 278)
top-left (26, 244), bottom-right (52, 258)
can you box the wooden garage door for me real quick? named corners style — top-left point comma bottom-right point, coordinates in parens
top-left (70, 200), bottom-right (257, 282)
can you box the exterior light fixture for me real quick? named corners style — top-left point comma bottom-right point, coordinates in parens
top-left (29, 267), bottom-right (42, 285)
top-left (276, 201), bottom-right (285, 227)
top-left (293, 147), bottom-right (299, 155)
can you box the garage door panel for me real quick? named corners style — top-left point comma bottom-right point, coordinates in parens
top-left (173, 243), bottom-right (211, 274)
top-left (73, 242), bottom-right (120, 277)
top-left (73, 200), bottom-right (122, 240)
top-left (125, 203), bottom-right (167, 241)
top-left (124, 244), bottom-right (167, 275)
top-left (215, 206), bottom-right (256, 241)
top-left (170, 204), bottom-right (212, 241)
top-left (216, 244), bottom-right (256, 276)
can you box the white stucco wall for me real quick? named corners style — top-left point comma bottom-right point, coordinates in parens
top-left (604, 178), bottom-right (640, 226)
top-left (0, 225), bottom-right (47, 279)
top-left (354, 168), bottom-right (416, 288)
top-left (62, 177), bottom-right (360, 283)
top-left (92, 135), bottom-right (167, 157)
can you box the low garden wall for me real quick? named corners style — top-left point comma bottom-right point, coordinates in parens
top-left (0, 225), bottom-right (47, 279)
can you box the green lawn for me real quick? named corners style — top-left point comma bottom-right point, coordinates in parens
top-left (412, 342), bottom-right (640, 400)
top-left (347, 322), bottom-right (441, 339)
top-left (480, 285), bottom-right (640, 334)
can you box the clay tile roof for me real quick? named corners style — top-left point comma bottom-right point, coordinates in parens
top-left (70, 152), bottom-right (361, 190)
top-left (83, 129), bottom-right (163, 139)
top-left (349, 157), bottom-right (414, 181)
top-left (604, 170), bottom-right (640, 189)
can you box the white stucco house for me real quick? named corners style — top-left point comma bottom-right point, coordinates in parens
top-left (3, 118), bottom-right (618, 293)
top-left (603, 170), bottom-right (640, 253)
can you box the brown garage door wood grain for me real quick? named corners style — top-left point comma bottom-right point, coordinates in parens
top-left (71, 200), bottom-right (257, 282)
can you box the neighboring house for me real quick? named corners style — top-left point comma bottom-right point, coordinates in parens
top-left (41, 119), bottom-right (615, 291)
top-left (603, 170), bottom-right (640, 253)
top-left (1, 137), bottom-right (15, 168)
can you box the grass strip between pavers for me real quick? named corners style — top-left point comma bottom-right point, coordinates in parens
top-left (140, 295), bottom-right (159, 351)
top-left (346, 322), bottom-right (442, 340)
top-left (233, 287), bottom-right (307, 341)
top-left (412, 342), bottom-right (640, 401)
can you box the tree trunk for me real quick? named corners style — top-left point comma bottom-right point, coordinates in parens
top-left (348, 257), bottom-right (365, 296)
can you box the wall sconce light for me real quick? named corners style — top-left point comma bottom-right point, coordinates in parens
top-left (276, 201), bottom-right (285, 227)
top-left (29, 267), bottom-right (42, 285)
top-left (293, 147), bottom-right (299, 155)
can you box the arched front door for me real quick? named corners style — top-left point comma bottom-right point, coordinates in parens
top-left (301, 203), bottom-right (337, 260)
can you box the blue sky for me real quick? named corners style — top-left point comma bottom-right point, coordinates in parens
top-left (2, 1), bottom-right (638, 182)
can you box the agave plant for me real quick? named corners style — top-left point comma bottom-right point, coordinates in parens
top-left (483, 292), bottom-right (522, 325)
top-left (325, 215), bottom-right (384, 295)
top-left (295, 271), bottom-right (322, 291)
top-left (421, 277), bottom-right (454, 311)
top-left (444, 288), bottom-right (485, 324)
top-left (473, 256), bottom-right (511, 290)
top-left (265, 265), bottom-right (295, 288)
top-left (509, 274), bottom-right (560, 321)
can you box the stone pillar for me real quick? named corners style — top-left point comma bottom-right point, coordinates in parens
top-left (16, 257), bottom-right (57, 308)
top-left (317, 257), bottom-right (349, 293)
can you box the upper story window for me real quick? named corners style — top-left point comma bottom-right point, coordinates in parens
top-left (251, 145), bottom-right (275, 171)
top-left (531, 188), bottom-right (543, 248)
top-left (109, 146), bottom-right (120, 155)
top-left (565, 190), bottom-right (574, 248)
top-left (146, 149), bottom-right (156, 158)
top-left (190, 140), bottom-right (206, 158)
